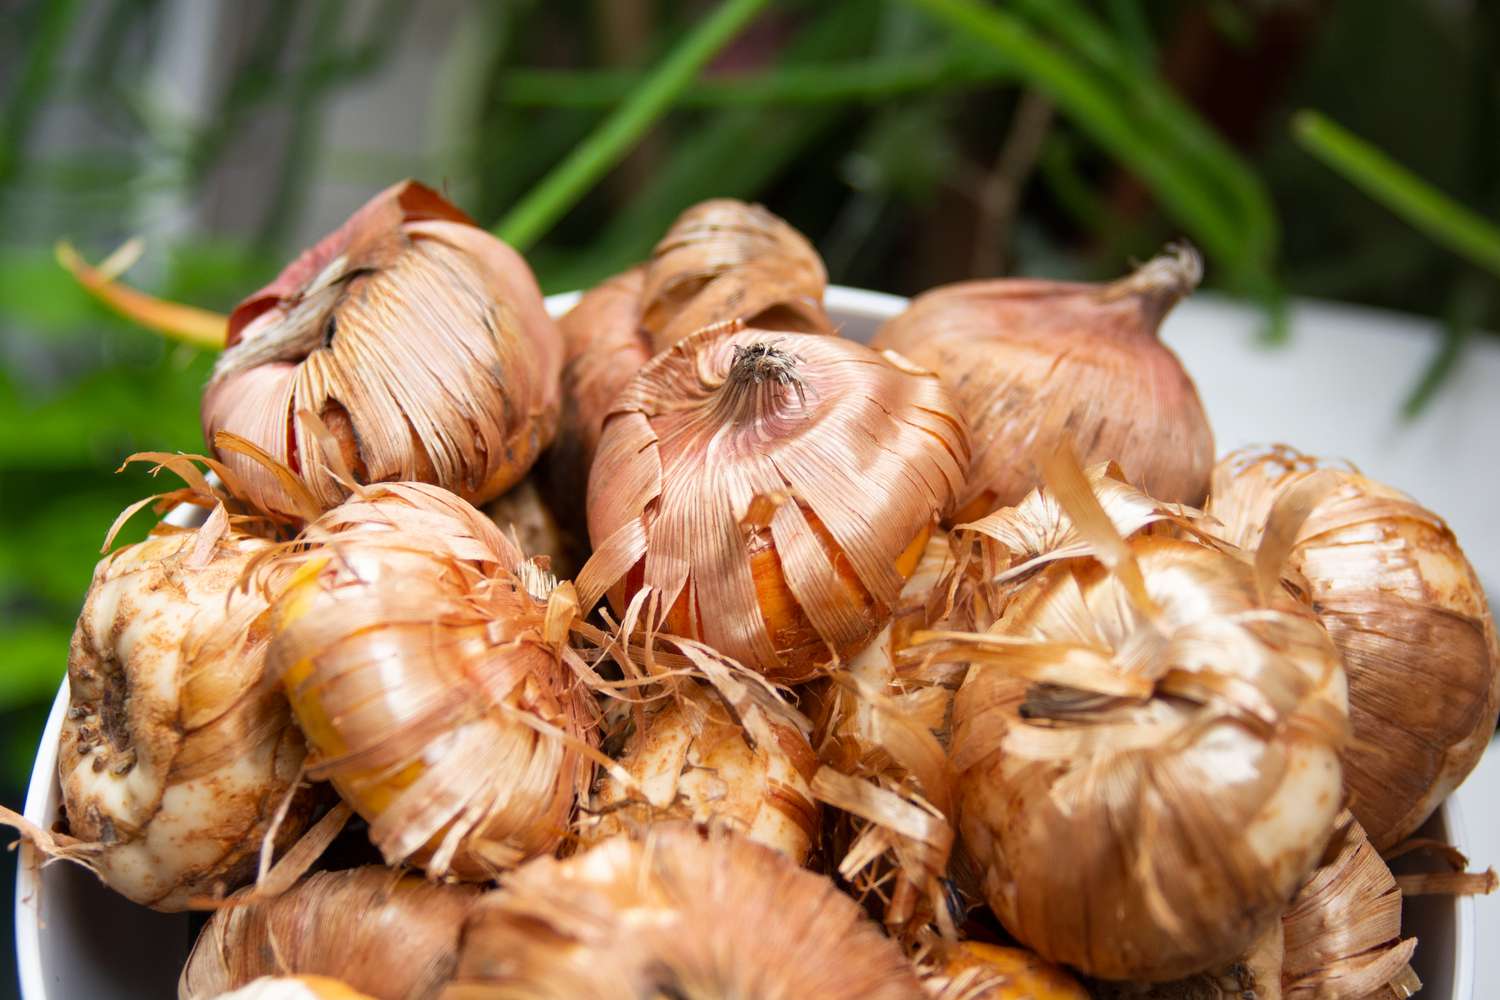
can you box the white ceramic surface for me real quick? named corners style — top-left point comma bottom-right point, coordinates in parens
top-left (16, 286), bottom-right (1489, 998)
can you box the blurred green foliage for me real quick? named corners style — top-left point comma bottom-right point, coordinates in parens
top-left (1, 0), bottom-right (1498, 803)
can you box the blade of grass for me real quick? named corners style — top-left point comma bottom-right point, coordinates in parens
top-left (902, 0), bottom-right (1242, 272)
top-left (496, 50), bottom-right (1009, 108)
top-left (1010, 0), bottom-right (1276, 278)
top-left (494, 0), bottom-right (774, 250)
top-left (1294, 110), bottom-right (1500, 278)
top-left (1103, 0), bottom-right (1155, 69)
top-left (1401, 276), bottom-right (1487, 419)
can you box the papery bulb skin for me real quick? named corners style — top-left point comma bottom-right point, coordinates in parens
top-left (548, 200), bottom-right (832, 530)
top-left (923, 465), bottom-right (1348, 982)
top-left (266, 483), bottom-right (594, 878)
top-left (578, 327), bottom-right (969, 684)
top-left (582, 680), bottom-right (819, 863)
top-left (1208, 445), bottom-right (1500, 849)
top-left (925, 943), bottom-right (1089, 1000)
top-left (547, 267), bottom-right (650, 519)
top-left (52, 522), bottom-right (309, 910)
top-left (444, 823), bottom-right (925, 1000)
top-left (873, 245), bottom-right (1212, 522)
top-left (946, 537), bottom-right (1347, 981)
top-left (640, 198), bottom-right (834, 350)
top-left (179, 867), bottom-right (480, 1000)
top-left (1279, 811), bottom-right (1416, 1000)
top-left (203, 180), bottom-right (562, 520)
top-left (811, 532), bottom-right (964, 938)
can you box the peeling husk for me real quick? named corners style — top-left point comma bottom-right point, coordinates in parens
top-left (1207, 445), bottom-right (1500, 849)
top-left (640, 198), bottom-right (834, 350)
top-left (180, 867), bottom-right (481, 1000)
top-left (2, 464), bottom-right (311, 910)
top-left (926, 458), bottom-right (1349, 981)
top-left (548, 200), bottom-right (832, 522)
top-left (581, 678), bottom-right (820, 863)
top-left (264, 482), bottom-right (597, 878)
top-left (871, 245), bottom-right (1212, 522)
top-left (203, 179), bottom-right (561, 520)
top-left (209, 976), bottom-right (379, 1000)
top-left (811, 532), bottom-right (964, 940)
top-left (482, 473), bottom-right (580, 580)
top-left (443, 822), bottom-right (925, 999)
top-left (1281, 811), bottom-right (1419, 1000)
top-left (923, 942), bottom-right (1089, 1000)
top-left (578, 326), bottom-right (969, 683)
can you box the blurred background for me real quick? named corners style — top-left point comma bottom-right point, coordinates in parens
top-left (2, 0), bottom-right (1498, 992)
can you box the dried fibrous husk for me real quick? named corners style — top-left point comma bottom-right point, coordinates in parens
top-left (811, 533), bottom-right (964, 939)
top-left (202, 179), bottom-right (561, 520)
top-left (581, 678), bottom-right (820, 863)
top-left (949, 461), bottom-right (1211, 629)
top-left (578, 327), bottom-right (969, 683)
top-left (209, 976), bottom-right (378, 1000)
top-left (482, 474), bottom-right (580, 581)
top-left (443, 823), bottom-right (925, 999)
top-left (265, 481), bottom-right (598, 878)
top-left (923, 942), bottom-right (1089, 1000)
top-left (641, 198), bottom-right (834, 351)
top-left (547, 266), bottom-right (650, 514)
top-left (548, 200), bottom-right (831, 522)
top-left (180, 867), bottom-right (481, 1000)
top-left (1, 456), bottom-right (311, 910)
top-left (922, 456), bottom-right (1349, 981)
top-left (1281, 811), bottom-right (1418, 1000)
top-left (1207, 445), bottom-right (1500, 849)
top-left (871, 245), bottom-right (1212, 523)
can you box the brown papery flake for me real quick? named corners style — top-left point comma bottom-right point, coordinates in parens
top-left (920, 461), bottom-right (1349, 982)
top-left (548, 200), bottom-right (833, 527)
top-left (443, 823), bottom-right (924, 999)
top-left (577, 326), bottom-right (969, 683)
top-left (264, 482), bottom-right (597, 879)
top-left (1207, 445), bottom-right (1500, 849)
top-left (872, 245), bottom-right (1212, 523)
top-left (203, 180), bottom-right (562, 520)
top-left (179, 867), bottom-right (481, 1000)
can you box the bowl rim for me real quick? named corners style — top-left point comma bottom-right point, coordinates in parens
top-left (13, 283), bottom-right (1478, 1000)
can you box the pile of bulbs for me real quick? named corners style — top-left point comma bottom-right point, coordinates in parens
top-left (9, 180), bottom-right (1498, 1000)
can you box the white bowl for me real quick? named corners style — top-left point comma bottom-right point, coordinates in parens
top-left (15, 286), bottom-right (1481, 998)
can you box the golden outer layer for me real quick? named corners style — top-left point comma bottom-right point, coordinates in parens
top-left (926, 942), bottom-right (1089, 1000)
top-left (444, 823), bottom-right (926, 999)
top-left (583, 681), bottom-right (819, 862)
top-left (949, 536), bottom-right (1348, 982)
top-left (58, 525), bottom-right (309, 910)
top-left (266, 483), bottom-right (594, 878)
top-left (1207, 445), bottom-right (1500, 848)
top-left (548, 266), bottom-right (650, 515)
top-left (872, 246), bottom-right (1212, 520)
top-left (640, 198), bottom-right (834, 351)
top-left (548, 200), bottom-right (831, 530)
top-left (203, 180), bottom-right (561, 520)
top-left (578, 328), bottom-right (969, 683)
top-left (179, 867), bottom-right (481, 1000)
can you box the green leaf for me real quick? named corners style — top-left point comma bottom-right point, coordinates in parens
top-left (1293, 110), bottom-right (1500, 279)
top-left (495, 0), bottom-right (777, 250)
